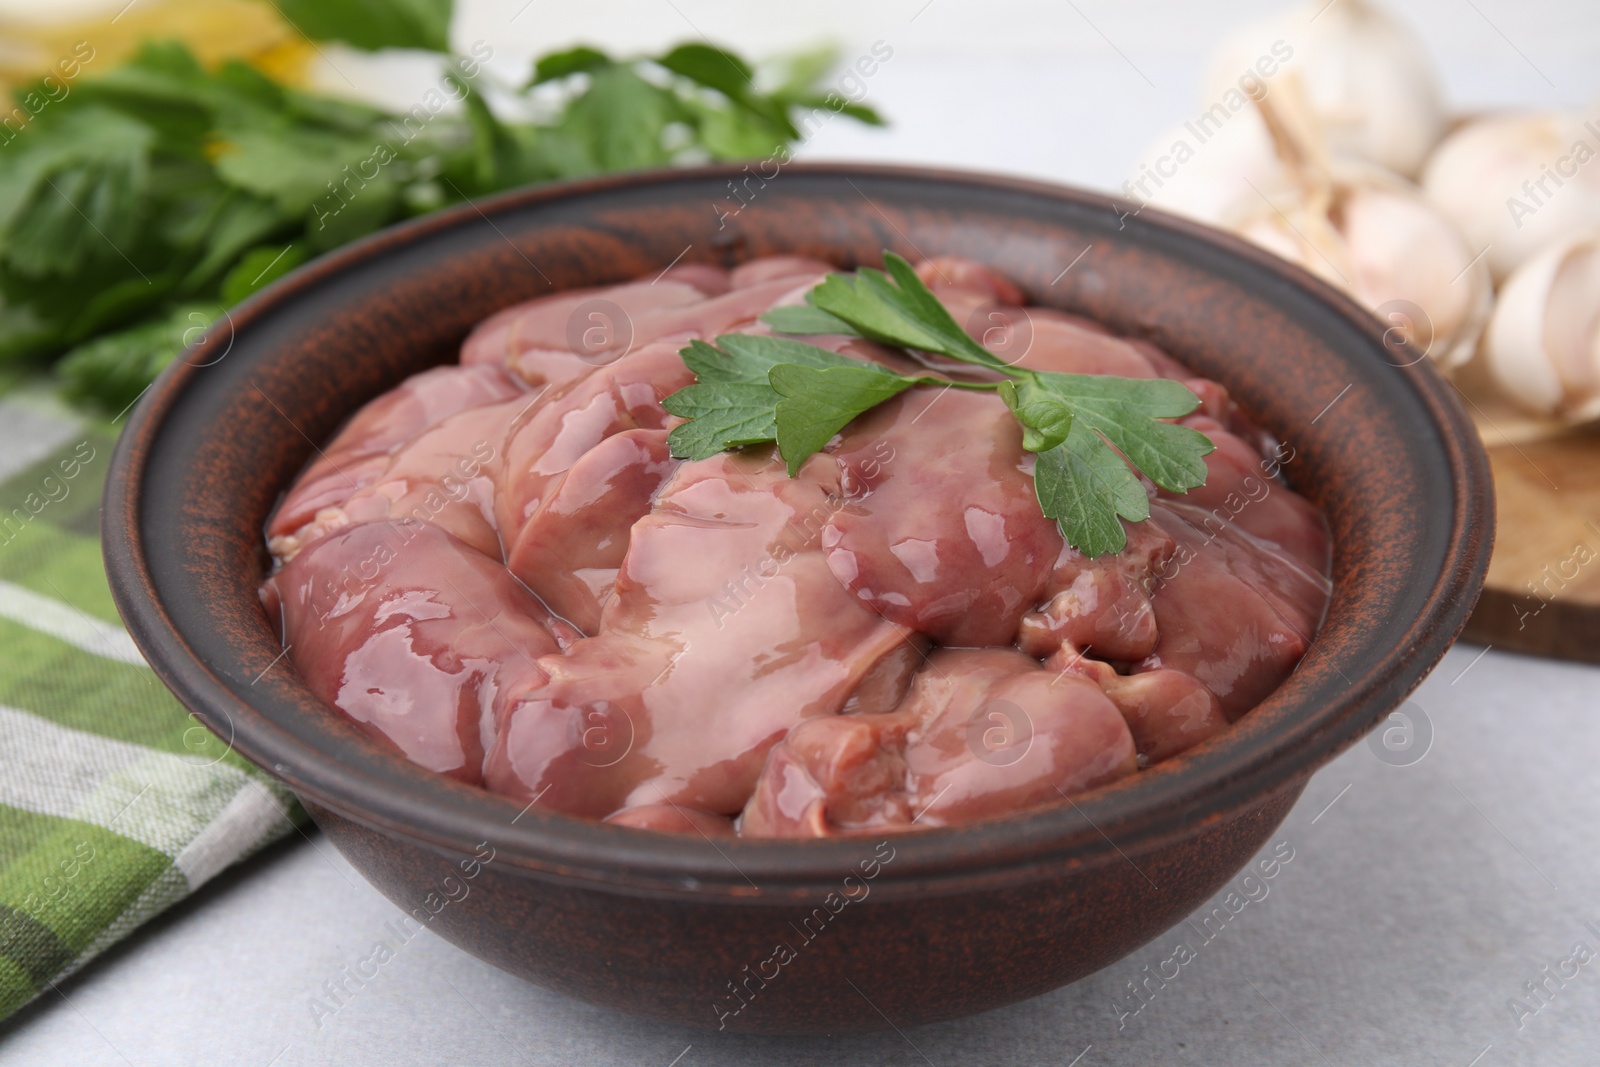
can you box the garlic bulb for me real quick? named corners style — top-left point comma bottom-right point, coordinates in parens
top-left (1483, 232), bottom-right (1600, 422)
top-left (1421, 112), bottom-right (1600, 283)
top-left (1203, 0), bottom-right (1447, 178)
top-left (1225, 164), bottom-right (1492, 370)
top-left (1125, 108), bottom-right (1285, 224)
top-left (1159, 76), bottom-right (1492, 372)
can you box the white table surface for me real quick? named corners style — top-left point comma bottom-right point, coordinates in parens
top-left (6, 645), bottom-right (1600, 1067)
top-left (5, 2), bottom-right (1600, 1064)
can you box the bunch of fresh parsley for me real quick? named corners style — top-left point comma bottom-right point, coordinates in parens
top-left (0, 0), bottom-right (882, 411)
top-left (662, 253), bottom-right (1215, 556)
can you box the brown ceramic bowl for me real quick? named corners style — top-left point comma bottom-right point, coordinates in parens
top-left (103, 164), bottom-right (1492, 1035)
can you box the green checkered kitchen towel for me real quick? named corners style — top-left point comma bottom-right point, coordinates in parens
top-left (0, 381), bottom-right (303, 1020)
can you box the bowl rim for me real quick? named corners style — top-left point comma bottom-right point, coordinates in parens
top-left (104, 162), bottom-right (1494, 898)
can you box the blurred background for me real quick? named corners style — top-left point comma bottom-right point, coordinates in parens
top-left (8, 0), bottom-right (1595, 184)
top-left (3, 0), bottom-right (1597, 418)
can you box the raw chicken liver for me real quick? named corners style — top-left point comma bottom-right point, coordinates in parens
top-left (265, 255), bottom-right (1330, 837)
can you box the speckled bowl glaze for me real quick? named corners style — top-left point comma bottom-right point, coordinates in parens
top-left (103, 164), bottom-right (1493, 1035)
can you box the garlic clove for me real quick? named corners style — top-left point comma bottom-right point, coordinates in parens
top-left (1214, 155), bottom-right (1491, 372)
top-left (1227, 192), bottom-right (1487, 371)
top-left (1223, 174), bottom-right (1352, 290)
top-left (1203, 0), bottom-right (1447, 178)
top-left (1128, 69), bottom-right (1489, 374)
top-left (1337, 180), bottom-right (1491, 370)
top-left (1543, 243), bottom-right (1600, 397)
top-left (1235, 211), bottom-right (1318, 267)
top-left (1421, 111), bottom-right (1600, 283)
top-left (1486, 232), bottom-right (1600, 422)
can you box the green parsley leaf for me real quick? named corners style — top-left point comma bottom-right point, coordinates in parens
top-left (999, 378), bottom-right (1073, 453)
top-left (0, 107), bottom-right (154, 280)
top-left (528, 46), bottom-right (614, 87)
top-left (561, 65), bottom-right (680, 172)
top-left (68, 46), bottom-right (221, 156)
top-left (1034, 372), bottom-right (1211, 493)
top-left (177, 194), bottom-right (287, 292)
top-left (806, 252), bottom-right (1007, 370)
top-left (677, 338), bottom-right (747, 382)
top-left (273, 0), bottom-right (453, 53)
top-left (656, 43), bottom-right (755, 105)
top-left (668, 250), bottom-right (1216, 558)
top-left (760, 305), bottom-right (860, 336)
top-left (695, 333), bottom-right (863, 380)
top-left (681, 98), bottom-right (786, 160)
top-left (661, 381), bottom-right (782, 461)
top-left (766, 46), bottom-right (839, 99)
top-left (211, 127), bottom-right (371, 217)
top-left (1033, 420), bottom-right (1154, 559)
top-left (657, 43), bottom-right (797, 142)
top-left (56, 301), bottom-right (222, 411)
top-left (769, 363), bottom-right (914, 475)
top-left (663, 334), bottom-right (917, 468)
top-left (3, 34), bottom-right (883, 411)
top-left (220, 242), bottom-right (307, 305)
top-left (0, 299), bottom-right (61, 361)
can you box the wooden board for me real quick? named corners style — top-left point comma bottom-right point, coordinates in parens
top-left (1458, 369), bottom-right (1600, 663)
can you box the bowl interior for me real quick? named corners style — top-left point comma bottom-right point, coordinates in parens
top-left (104, 164), bottom-right (1492, 896)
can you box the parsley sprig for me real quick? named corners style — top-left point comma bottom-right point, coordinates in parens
top-left (662, 253), bottom-right (1214, 557)
top-left (0, 0), bottom-right (882, 411)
